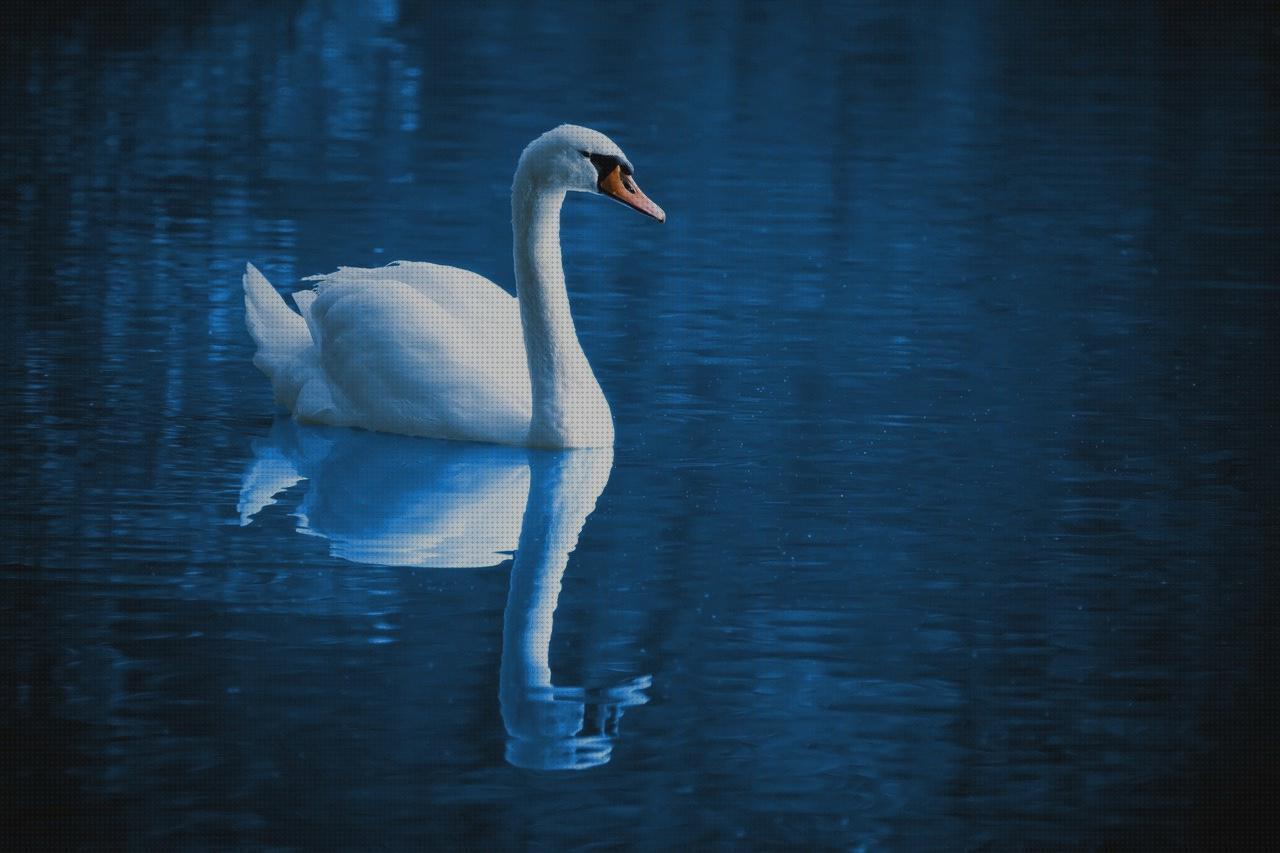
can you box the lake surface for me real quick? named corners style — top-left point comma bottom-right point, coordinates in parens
top-left (3, 1), bottom-right (1276, 848)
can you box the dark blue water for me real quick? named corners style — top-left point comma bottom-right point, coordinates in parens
top-left (3, 1), bottom-right (1277, 848)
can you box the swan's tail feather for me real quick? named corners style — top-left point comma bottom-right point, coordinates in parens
top-left (243, 263), bottom-right (313, 408)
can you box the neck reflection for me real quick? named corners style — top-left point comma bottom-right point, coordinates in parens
top-left (500, 447), bottom-right (650, 770)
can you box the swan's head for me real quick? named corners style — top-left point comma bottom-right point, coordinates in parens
top-left (516, 124), bottom-right (665, 223)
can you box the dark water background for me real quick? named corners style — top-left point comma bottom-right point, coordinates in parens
top-left (3, 1), bottom-right (1277, 848)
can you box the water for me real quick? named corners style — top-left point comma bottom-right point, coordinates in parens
top-left (3, 1), bottom-right (1276, 848)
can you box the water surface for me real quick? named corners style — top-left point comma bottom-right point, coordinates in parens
top-left (3, 1), bottom-right (1276, 848)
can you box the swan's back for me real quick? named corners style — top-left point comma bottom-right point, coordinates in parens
top-left (304, 262), bottom-right (519, 338)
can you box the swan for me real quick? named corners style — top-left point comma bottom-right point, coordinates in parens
top-left (242, 124), bottom-right (664, 448)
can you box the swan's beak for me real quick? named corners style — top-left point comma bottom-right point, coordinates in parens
top-left (598, 165), bottom-right (665, 223)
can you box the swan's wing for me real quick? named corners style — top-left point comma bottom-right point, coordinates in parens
top-left (304, 262), bottom-right (518, 336)
top-left (299, 263), bottom-right (531, 443)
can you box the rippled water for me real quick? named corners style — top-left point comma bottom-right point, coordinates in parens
top-left (3, 1), bottom-right (1276, 848)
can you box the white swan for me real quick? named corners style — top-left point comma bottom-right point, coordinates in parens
top-left (243, 124), bottom-right (664, 448)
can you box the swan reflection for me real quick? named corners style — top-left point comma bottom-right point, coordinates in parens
top-left (501, 449), bottom-right (651, 770)
top-left (239, 418), bottom-right (649, 769)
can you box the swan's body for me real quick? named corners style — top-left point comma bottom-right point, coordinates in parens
top-left (245, 260), bottom-right (538, 445)
top-left (243, 125), bottom-right (663, 448)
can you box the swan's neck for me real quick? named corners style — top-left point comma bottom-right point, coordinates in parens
top-left (512, 176), bottom-right (612, 448)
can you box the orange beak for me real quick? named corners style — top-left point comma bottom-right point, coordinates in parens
top-left (598, 164), bottom-right (665, 223)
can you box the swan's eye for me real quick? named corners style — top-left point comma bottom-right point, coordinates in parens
top-left (587, 152), bottom-right (630, 178)
top-left (579, 150), bottom-right (591, 158)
